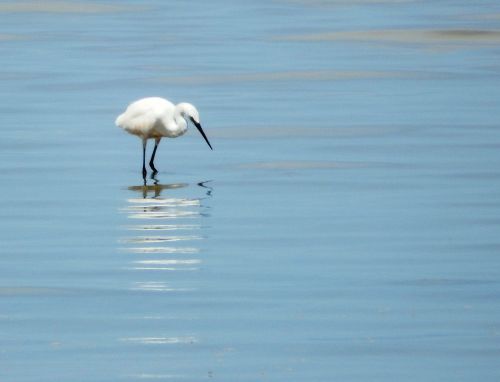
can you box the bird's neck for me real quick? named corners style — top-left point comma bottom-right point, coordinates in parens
top-left (173, 110), bottom-right (187, 132)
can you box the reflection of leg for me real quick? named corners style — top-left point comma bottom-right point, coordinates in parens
top-left (142, 139), bottom-right (147, 180)
top-left (197, 180), bottom-right (213, 197)
top-left (149, 138), bottom-right (161, 174)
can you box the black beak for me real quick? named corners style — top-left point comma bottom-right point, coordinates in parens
top-left (190, 117), bottom-right (213, 150)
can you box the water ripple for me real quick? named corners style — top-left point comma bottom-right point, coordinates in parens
top-left (120, 247), bottom-right (200, 254)
top-left (133, 259), bottom-right (201, 266)
top-left (0, 1), bottom-right (145, 13)
top-left (120, 336), bottom-right (198, 345)
top-left (131, 282), bottom-right (195, 292)
top-left (125, 224), bottom-right (201, 231)
top-left (276, 28), bottom-right (500, 46)
top-left (122, 235), bottom-right (203, 244)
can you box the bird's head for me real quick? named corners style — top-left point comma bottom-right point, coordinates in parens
top-left (177, 102), bottom-right (212, 150)
top-left (177, 102), bottom-right (200, 123)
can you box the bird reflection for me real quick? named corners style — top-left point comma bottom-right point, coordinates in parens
top-left (119, 177), bottom-right (212, 291)
top-left (117, 177), bottom-right (213, 377)
top-left (128, 181), bottom-right (188, 199)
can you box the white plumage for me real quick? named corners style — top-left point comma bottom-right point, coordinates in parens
top-left (116, 97), bottom-right (212, 178)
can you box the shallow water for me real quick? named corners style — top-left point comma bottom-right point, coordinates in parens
top-left (1, 1), bottom-right (500, 381)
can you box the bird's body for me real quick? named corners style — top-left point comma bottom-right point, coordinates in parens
top-left (115, 97), bottom-right (212, 179)
top-left (116, 97), bottom-right (185, 139)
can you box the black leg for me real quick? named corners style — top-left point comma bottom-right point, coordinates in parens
top-left (142, 140), bottom-right (147, 180)
top-left (149, 138), bottom-right (160, 174)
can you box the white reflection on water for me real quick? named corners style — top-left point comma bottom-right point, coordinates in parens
top-left (130, 267), bottom-right (199, 271)
top-left (134, 259), bottom-right (201, 265)
top-left (127, 198), bottom-right (201, 206)
top-left (117, 179), bottom-right (212, 357)
top-left (127, 211), bottom-right (202, 219)
top-left (122, 235), bottom-right (202, 243)
top-left (120, 336), bottom-right (198, 345)
top-left (131, 282), bottom-right (194, 292)
top-left (120, 179), bottom-right (211, 281)
top-left (120, 247), bottom-right (199, 254)
top-left (125, 224), bottom-right (201, 231)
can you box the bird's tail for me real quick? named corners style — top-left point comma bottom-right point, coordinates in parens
top-left (115, 113), bottom-right (125, 127)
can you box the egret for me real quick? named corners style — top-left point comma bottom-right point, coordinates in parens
top-left (115, 97), bottom-right (213, 178)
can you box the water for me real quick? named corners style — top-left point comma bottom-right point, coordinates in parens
top-left (1, 1), bottom-right (500, 381)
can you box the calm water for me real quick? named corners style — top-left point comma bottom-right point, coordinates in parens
top-left (1, 1), bottom-right (500, 381)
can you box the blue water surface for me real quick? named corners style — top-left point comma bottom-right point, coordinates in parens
top-left (1, 1), bottom-right (500, 381)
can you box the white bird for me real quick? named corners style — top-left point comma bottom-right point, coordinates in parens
top-left (115, 97), bottom-right (212, 178)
